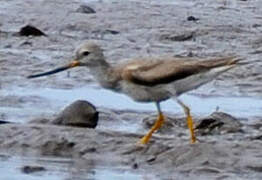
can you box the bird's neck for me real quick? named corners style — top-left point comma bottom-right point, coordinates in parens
top-left (89, 60), bottom-right (120, 90)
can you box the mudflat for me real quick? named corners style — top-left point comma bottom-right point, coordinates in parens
top-left (0, 0), bottom-right (262, 179)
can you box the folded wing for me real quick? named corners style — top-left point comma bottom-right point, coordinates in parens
top-left (121, 56), bottom-right (239, 86)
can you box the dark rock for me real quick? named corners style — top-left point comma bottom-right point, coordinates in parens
top-left (19, 25), bottom-right (46, 36)
top-left (252, 24), bottom-right (262, 28)
top-left (85, 147), bottom-right (96, 153)
top-left (247, 165), bottom-right (262, 172)
top-left (146, 155), bottom-right (156, 163)
top-left (53, 100), bottom-right (99, 128)
top-left (76, 5), bottom-right (96, 14)
top-left (21, 165), bottom-right (46, 174)
top-left (0, 120), bottom-right (12, 125)
top-left (195, 112), bottom-right (243, 135)
top-left (249, 135), bottom-right (262, 140)
top-left (160, 31), bottom-right (194, 42)
top-left (132, 163), bottom-right (138, 169)
top-left (187, 16), bottom-right (199, 22)
top-left (104, 29), bottom-right (120, 35)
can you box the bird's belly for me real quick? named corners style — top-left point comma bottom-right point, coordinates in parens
top-left (120, 82), bottom-right (171, 102)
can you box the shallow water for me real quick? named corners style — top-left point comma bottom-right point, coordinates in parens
top-left (0, 155), bottom-right (146, 180)
top-left (2, 86), bottom-right (262, 124)
top-left (0, 156), bottom-right (68, 180)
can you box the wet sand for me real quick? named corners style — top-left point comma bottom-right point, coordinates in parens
top-left (1, 0), bottom-right (262, 179)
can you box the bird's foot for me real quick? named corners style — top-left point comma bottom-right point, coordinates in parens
top-left (137, 113), bottom-right (165, 145)
top-left (138, 135), bottom-right (151, 145)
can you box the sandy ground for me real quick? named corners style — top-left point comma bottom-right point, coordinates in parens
top-left (1, 0), bottom-right (262, 179)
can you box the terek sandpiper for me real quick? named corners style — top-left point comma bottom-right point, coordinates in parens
top-left (28, 41), bottom-right (240, 144)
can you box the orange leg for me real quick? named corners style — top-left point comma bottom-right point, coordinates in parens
top-left (177, 99), bottom-right (196, 143)
top-left (139, 112), bottom-right (165, 144)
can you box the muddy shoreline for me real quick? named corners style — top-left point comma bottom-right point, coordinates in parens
top-left (1, 0), bottom-right (262, 179)
top-left (1, 120), bottom-right (262, 179)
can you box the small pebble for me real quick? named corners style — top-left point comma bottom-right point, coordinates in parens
top-left (187, 16), bottom-right (199, 22)
top-left (77, 5), bottom-right (96, 14)
top-left (21, 166), bottom-right (46, 174)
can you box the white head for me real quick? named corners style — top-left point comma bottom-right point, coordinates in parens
top-left (74, 41), bottom-right (106, 67)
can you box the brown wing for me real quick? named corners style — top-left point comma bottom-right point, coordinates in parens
top-left (121, 56), bottom-right (239, 86)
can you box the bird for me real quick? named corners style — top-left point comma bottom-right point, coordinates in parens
top-left (28, 41), bottom-right (241, 144)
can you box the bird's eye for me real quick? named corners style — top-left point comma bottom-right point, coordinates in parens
top-left (82, 51), bottom-right (90, 56)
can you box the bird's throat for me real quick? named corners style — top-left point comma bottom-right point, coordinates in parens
top-left (89, 63), bottom-right (120, 90)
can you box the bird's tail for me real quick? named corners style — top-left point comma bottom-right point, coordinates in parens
top-left (210, 56), bottom-right (244, 67)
